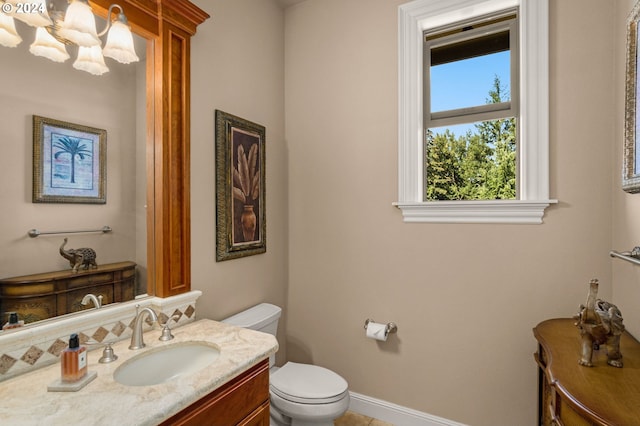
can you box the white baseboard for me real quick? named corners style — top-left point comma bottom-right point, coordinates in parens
top-left (348, 392), bottom-right (468, 426)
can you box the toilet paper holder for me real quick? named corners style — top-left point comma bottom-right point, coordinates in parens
top-left (364, 319), bottom-right (398, 337)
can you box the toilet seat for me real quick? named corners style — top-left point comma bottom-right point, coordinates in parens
top-left (270, 388), bottom-right (350, 424)
top-left (270, 362), bottom-right (348, 404)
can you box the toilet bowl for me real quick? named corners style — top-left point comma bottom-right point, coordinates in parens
top-left (222, 303), bottom-right (350, 426)
top-left (269, 361), bottom-right (350, 426)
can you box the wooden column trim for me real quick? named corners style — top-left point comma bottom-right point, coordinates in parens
top-left (91, 0), bottom-right (209, 298)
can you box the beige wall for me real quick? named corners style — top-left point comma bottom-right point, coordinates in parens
top-left (189, 0), bottom-right (288, 362)
top-left (0, 37), bottom-right (144, 280)
top-left (613, 1), bottom-right (640, 339)
top-left (284, 0), bottom-right (615, 425)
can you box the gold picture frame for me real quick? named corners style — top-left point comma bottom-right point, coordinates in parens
top-left (215, 110), bottom-right (266, 261)
top-left (33, 115), bottom-right (107, 203)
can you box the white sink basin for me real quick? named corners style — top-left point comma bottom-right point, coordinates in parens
top-left (114, 341), bottom-right (221, 386)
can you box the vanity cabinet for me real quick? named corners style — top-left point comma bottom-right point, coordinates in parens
top-left (0, 261), bottom-right (136, 324)
top-left (160, 359), bottom-right (270, 426)
top-left (533, 318), bottom-right (640, 425)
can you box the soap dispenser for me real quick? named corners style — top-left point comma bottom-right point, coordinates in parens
top-left (2, 312), bottom-right (24, 330)
top-left (61, 333), bottom-right (87, 383)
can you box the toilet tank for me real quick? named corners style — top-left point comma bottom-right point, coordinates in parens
top-left (222, 303), bottom-right (282, 337)
top-left (222, 303), bottom-right (281, 369)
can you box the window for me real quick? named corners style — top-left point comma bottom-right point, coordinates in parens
top-left (425, 13), bottom-right (518, 201)
top-left (396, 0), bottom-right (556, 223)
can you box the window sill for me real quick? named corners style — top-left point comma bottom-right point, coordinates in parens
top-left (393, 199), bottom-right (558, 224)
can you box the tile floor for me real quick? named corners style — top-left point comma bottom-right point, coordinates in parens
top-left (334, 411), bottom-right (394, 426)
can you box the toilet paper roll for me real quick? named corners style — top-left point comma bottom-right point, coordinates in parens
top-left (366, 321), bottom-right (388, 341)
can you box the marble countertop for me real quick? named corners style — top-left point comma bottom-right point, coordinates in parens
top-left (0, 319), bottom-right (278, 425)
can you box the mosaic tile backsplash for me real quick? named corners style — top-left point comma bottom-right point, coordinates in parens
top-left (0, 291), bottom-right (201, 381)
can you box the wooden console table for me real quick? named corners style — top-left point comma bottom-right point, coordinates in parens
top-left (0, 261), bottom-right (136, 324)
top-left (533, 318), bottom-right (640, 425)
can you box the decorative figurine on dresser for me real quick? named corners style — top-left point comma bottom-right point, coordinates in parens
top-left (574, 279), bottom-right (625, 367)
top-left (59, 238), bottom-right (98, 273)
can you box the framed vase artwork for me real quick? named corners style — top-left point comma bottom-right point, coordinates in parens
top-left (32, 115), bottom-right (107, 204)
top-left (624, 1), bottom-right (640, 193)
top-left (215, 110), bottom-right (266, 261)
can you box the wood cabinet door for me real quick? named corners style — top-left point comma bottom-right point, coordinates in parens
top-left (238, 402), bottom-right (270, 426)
top-left (159, 360), bottom-right (269, 426)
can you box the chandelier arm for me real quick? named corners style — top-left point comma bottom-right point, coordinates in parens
top-left (97, 4), bottom-right (124, 37)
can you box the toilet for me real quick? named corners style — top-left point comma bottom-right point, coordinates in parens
top-left (222, 303), bottom-right (350, 426)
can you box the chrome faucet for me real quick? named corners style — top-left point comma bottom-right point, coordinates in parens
top-left (81, 293), bottom-right (103, 309)
top-left (129, 306), bottom-right (158, 350)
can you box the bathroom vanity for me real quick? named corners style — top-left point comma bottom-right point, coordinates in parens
top-left (533, 318), bottom-right (640, 425)
top-left (0, 319), bottom-right (277, 425)
top-left (160, 360), bottom-right (270, 425)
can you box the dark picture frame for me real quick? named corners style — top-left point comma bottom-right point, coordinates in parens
top-left (624, 1), bottom-right (640, 193)
top-left (215, 110), bottom-right (266, 261)
top-left (33, 115), bottom-right (106, 203)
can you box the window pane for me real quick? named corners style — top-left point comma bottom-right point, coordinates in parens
top-left (425, 117), bottom-right (517, 201)
top-left (430, 50), bottom-right (510, 113)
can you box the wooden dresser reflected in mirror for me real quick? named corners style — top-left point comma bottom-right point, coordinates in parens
top-left (0, 262), bottom-right (136, 325)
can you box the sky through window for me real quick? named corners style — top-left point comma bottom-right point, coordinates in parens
top-left (430, 50), bottom-right (510, 136)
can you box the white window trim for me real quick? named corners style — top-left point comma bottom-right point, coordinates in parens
top-left (395, 0), bottom-right (557, 224)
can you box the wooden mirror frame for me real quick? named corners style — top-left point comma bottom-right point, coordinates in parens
top-left (91, 0), bottom-right (209, 297)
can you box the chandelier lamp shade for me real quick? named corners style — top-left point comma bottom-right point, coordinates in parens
top-left (74, 44), bottom-right (109, 74)
top-left (7, 0), bottom-right (51, 27)
top-left (0, 0), bottom-right (139, 75)
top-left (0, 10), bottom-right (21, 47)
top-left (30, 26), bottom-right (70, 62)
top-left (58, 0), bottom-right (101, 46)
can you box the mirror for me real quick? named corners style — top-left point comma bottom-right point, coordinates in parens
top-left (0, 4), bottom-right (151, 326)
top-left (0, 0), bottom-right (207, 331)
top-left (625, 1), bottom-right (640, 193)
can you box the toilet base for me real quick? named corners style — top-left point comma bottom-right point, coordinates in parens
top-left (290, 420), bottom-right (334, 426)
top-left (270, 404), bottom-right (292, 426)
top-left (270, 411), bottom-right (335, 426)
top-left (269, 390), bottom-right (349, 426)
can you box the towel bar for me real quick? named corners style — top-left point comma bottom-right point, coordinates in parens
top-left (609, 247), bottom-right (640, 266)
top-left (28, 226), bottom-right (113, 238)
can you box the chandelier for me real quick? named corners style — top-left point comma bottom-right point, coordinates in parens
top-left (0, 0), bottom-right (139, 75)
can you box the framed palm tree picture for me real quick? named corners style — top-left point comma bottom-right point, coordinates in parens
top-left (32, 115), bottom-right (106, 203)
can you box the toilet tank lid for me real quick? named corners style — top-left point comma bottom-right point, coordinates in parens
top-left (221, 303), bottom-right (282, 330)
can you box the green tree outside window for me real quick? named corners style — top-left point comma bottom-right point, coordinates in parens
top-left (426, 76), bottom-right (516, 201)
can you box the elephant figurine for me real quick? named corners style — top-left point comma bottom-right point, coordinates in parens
top-left (59, 238), bottom-right (98, 273)
top-left (574, 279), bottom-right (624, 368)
